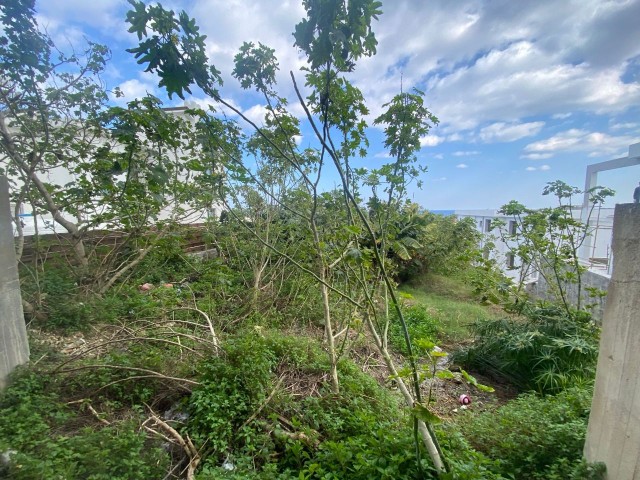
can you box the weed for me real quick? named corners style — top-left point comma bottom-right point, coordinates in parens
top-left (456, 303), bottom-right (599, 393)
top-left (459, 385), bottom-right (605, 479)
top-left (0, 369), bottom-right (167, 479)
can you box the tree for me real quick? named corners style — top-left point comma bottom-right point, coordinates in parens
top-left (126, 0), bottom-right (448, 472)
top-left (494, 180), bottom-right (614, 316)
top-left (0, 0), bottom-right (220, 298)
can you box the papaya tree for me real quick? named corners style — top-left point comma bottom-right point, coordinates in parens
top-left (126, 0), bottom-right (447, 472)
top-left (0, 0), bottom-right (217, 298)
top-left (494, 180), bottom-right (614, 316)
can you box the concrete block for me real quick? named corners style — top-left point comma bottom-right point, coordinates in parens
top-left (585, 203), bottom-right (640, 479)
top-left (0, 176), bottom-right (29, 390)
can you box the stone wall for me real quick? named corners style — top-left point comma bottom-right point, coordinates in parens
top-left (525, 267), bottom-right (610, 321)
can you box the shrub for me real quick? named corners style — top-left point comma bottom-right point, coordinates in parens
top-left (460, 386), bottom-right (605, 479)
top-left (188, 332), bottom-right (277, 458)
top-left (456, 303), bottom-right (599, 393)
top-left (0, 370), bottom-right (167, 479)
top-left (389, 303), bottom-right (440, 355)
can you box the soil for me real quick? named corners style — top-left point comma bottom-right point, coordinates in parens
top-left (29, 322), bottom-right (517, 425)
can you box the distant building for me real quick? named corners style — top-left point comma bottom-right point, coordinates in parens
top-left (454, 206), bottom-right (614, 282)
top-left (7, 105), bottom-right (224, 237)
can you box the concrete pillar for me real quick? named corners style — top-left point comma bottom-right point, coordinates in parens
top-left (584, 203), bottom-right (640, 479)
top-left (0, 176), bottom-right (29, 390)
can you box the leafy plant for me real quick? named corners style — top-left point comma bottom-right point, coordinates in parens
top-left (460, 385), bottom-right (605, 479)
top-left (457, 304), bottom-right (599, 393)
top-left (0, 370), bottom-right (167, 479)
top-left (388, 303), bottom-right (440, 355)
top-left (494, 181), bottom-right (614, 315)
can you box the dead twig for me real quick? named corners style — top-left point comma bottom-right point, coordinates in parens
top-left (169, 307), bottom-right (219, 350)
top-left (55, 364), bottom-right (201, 386)
top-left (238, 375), bottom-right (284, 431)
top-left (66, 399), bottom-right (110, 426)
top-left (143, 406), bottom-right (200, 480)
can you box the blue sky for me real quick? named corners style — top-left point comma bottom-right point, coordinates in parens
top-left (33, 0), bottom-right (640, 210)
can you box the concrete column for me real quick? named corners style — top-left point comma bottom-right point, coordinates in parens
top-left (584, 203), bottom-right (640, 479)
top-left (0, 176), bottom-right (29, 390)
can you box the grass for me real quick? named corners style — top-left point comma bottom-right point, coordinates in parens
top-left (399, 273), bottom-right (498, 343)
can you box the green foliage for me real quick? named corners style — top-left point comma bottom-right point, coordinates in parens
top-left (188, 333), bottom-right (277, 456)
top-left (20, 265), bottom-right (123, 331)
top-left (126, 0), bottom-right (222, 99)
top-left (461, 386), bottom-right (605, 479)
top-left (0, 370), bottom-right (167, 480)
top-left (465, 255), bottom-right (514, 306)
top-left (299, 429), bottom-right (432, 479)
top-left (293, 0), bottom-right (383, 72)
top-left (495, 180), bottom-right (614, 314)
top-left (436, 426), bottom-right (507, 480)
top-left (365, 204), bottom-right (480, 282)
top-left (388, 303), bottom-right (440, 355)
top-left (457, 304), bottom-right (599, 393)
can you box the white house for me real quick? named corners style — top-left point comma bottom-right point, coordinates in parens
top-left (7, 105), bottom-right (224, 237)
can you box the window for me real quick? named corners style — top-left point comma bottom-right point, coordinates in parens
top-left (509, 220), bottom-right (517, 235)
top-left (506, 253), bottom-right (516, 269)
top-left (484, 219), bottom-right (492, 232)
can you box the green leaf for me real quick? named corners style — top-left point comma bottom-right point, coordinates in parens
top-left (411, 403), bottom-right (441, 425)
top-left (430, 350), bottom-right (448, 358)
top-left (461, 369), bottom-right (495, 392)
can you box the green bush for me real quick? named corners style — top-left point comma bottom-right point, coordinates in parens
top-left (0, 370), bottom-right (167, 479)
top-left (388, 303), bottom-right (440, 355)
top-left (188, 333), bottom-right (277, 457)
top-left (460, 386), bottom-right (605, 479)
top-left (456, 304), bottom-right (599, 393)
top-left (299, 429), bottom-right (432, 479)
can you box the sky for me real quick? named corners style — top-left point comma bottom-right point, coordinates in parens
top-left (32, 0), bottom-right (640, 210)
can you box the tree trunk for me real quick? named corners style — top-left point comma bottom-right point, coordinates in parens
top-left (364, 313), bottom-right (445, 473)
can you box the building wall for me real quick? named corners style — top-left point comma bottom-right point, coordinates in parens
top-left (525, 268), bottom-right (610, 321)
top-left (455, 209), bottom-right (537, 283)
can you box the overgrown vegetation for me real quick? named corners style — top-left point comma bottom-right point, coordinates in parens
top-left (456, 304), bottom-right (599, 393)
top-left (0, 0), bottom-right (610, 478)
top-left (461, 386), bottom-right (605, 479)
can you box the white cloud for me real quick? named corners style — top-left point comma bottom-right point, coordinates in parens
top-left (351, 0), bottom-right (640, 131)
top-left (524, 129), bottom-right (637, 158)
top-left (456, 163), bottom-right (468, 169)
top-left (35, 0), bottom-right (640, 160)
top-left (521, 152), bottom-right (553, 160)
top-left (242, 104), bottom-right (269, 125)
top-left (114, 79), bottom-right (156, 103)
top-left (526, 164), bottom-right (550, 171)
top-left (610, 122), bottom-right (639, 131)
top-left (479, 121), bottom-right (545, 143)
top-left (453, 150), bottom-right (480, 156)
top-left (420, 135), bottom-right (444, 147)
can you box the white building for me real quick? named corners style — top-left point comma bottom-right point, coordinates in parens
top-left (7, 105), bottom-right (224, 237)
top-left (455, 206), bottom-right (614, 284)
